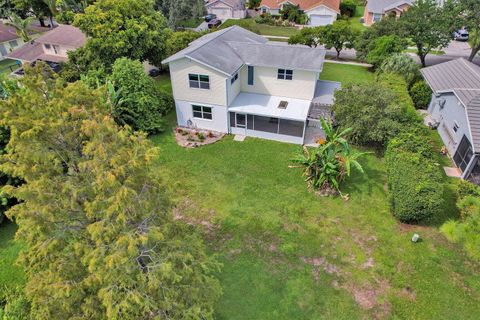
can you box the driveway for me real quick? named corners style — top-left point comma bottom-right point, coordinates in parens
top-left (195, 22), bottom-right (209, 32)
top-left (443, 40), bottom-right (471, 57)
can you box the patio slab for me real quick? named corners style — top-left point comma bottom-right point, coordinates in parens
top-left (444, 167), bottom-right (462, 178)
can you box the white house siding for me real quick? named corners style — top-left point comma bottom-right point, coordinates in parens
top-left (176, 100), bottom-right (229, 132)
top-left (227, 71), bottom-right (242, 105)
top-left (306, 6), bottom-right (338, 26)
top-left (240, 65), bottom-right (318, 100)
top-left (428, 93), bottom-right (473, 156)
top-left (0, 38), bottom-right (24, 60)
top-left (169, 58), bottom-right (228, 106)
top-left (42, 43), bottom-right (76, 58)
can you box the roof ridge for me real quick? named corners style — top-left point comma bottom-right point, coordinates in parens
top-left (185, 26), bottom-right (237, 56)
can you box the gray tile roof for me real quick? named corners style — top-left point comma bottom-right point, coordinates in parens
top-left (35, 24), bottom-right (86, 47)
top-left (421, 58), bottom-right (480, 93)
top-left (366, 0), bottom-right (414, 13)
top-left (162, 26), bottom-right (326, 75)
top-left (421, 58), bottom-right (480, 151)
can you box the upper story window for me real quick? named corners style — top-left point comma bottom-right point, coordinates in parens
top-left (453, 122), bottom-right (460, 133)
top-left (189, 74), bottom-right (210, 89)
top-left (44, 43), bottom-right (51, 50)
top-left (231, 73), bottom-right (238, 85)
top-left (277, 69), bottom-right (293, 80)
top-left (9, 40), bottom-right (18, 47)
top-left (53, 45), bottom-right (60, 54)
top-left (247, 66), bottom-right (254, 85)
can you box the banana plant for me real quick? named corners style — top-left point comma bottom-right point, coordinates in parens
top-left (5, 14), bottom-right (35, 42)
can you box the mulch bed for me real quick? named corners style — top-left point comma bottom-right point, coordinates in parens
top-left (175, 127), bottom-right (225, 148)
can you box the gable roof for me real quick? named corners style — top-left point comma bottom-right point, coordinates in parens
top-left (421, 58), bottom-right (480, 151)
top-left (34, 24), bottom-right (86, 47)
top-left (0, 22), bottom-right (20, 43)
top-left (366, 0), bottom-right (414, 14)
top-left (206, 0), bottom-right (245, 9)
top-left (162, 26), bottom-right (326, 75)
top-left (260, 0), bottom-right (340, 13)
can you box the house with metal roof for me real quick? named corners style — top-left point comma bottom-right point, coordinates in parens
top-left (162, 25), bottom-right (340, 144)
top-left (421, 58), bottom-right (480, 183)
top-left (259, 0), bottom-right (340, 26)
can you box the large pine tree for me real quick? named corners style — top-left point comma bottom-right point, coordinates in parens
top-left (0, 64), bottom-right (221, 319)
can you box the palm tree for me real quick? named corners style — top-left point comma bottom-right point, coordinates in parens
top-left (291, 119), bottom-right (367, 197)
top-left (43, 0), bottom-right (58, 28)
top-left (5, 14), bottom-right (35, 42)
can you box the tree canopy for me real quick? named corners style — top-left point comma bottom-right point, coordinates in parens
top-left (458, 0), bottom-right (480, 61)
top-left (0, 64), bottom-right (221, 319)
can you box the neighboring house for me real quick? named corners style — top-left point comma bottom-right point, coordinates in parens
top-left (0, 22), bottom-right (25, 61)
top-left (421, 58), bottom-right (480, 183)
top-left (162, 26), bottom-right (340, 145)
top-left (8, 24), bottom-right (86, 66)
top-left (259, 0), bottom-right (340, 26)
top-left (206, 0), bottom-right (247, 20)
top-left (363, 0), bottom-right (445, 26)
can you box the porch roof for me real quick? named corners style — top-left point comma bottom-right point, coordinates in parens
top-left (229, 92), bottom-right (311, 121)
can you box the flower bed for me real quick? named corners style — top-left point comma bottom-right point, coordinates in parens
top-left (175, 127), bottom-right (225, 148)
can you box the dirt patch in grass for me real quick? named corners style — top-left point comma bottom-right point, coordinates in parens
top-left (344, 279), bottom-right (392, 319)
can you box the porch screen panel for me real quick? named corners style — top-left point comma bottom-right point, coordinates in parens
top-left (279, 119), bottom-right (304, 137)
top-left (247, 114), bottom-right (254, 129)
top-left (229, 112), bottom-right (236, 127)
top-left (453, 135), bottom-right (473, 172)
top-left (253, 115), bottom-right (278, 133)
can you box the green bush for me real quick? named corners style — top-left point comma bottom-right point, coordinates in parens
top-left (366, 35), bottom-right (407, 68)
top-left (386, 150), bottom-right (444, 222)
top-left (379, 53), bottom-right (421, 86)
top-left (387, 130), bottom-right (434, 159)
top-left (340, 0), bottom-right (357, 17)
top-left (410, 80), bottom-right (433, 109)
top-left (111, 58), bottom-right (173, 134)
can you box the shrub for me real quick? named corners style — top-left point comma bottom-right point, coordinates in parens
top-left (387, 130), bottom-right (434, 159)
top-left (255, 13), bottom-right (275, 25)
top-left (366, 35), bottom-right (407, 68)
top-left (457, 180), bottom-right (480, 199)
top-left (379, 53), bottom-right (421, 86)
top-left (111, 58), bottom-right (173, 134)
top-left (340, 0), bottom-right (357, 17)
top-left (333, 80), bottom-right (416, 148)
top-left (386, 150), bottom-right (444, 222)
top-left (410, 80), bottom-right (433, 109)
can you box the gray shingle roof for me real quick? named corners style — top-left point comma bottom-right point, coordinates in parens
top-left (366, 0), bottom-right (414, 13)
top-left (162, 26), bottom-right (326, 75)
top-left (35, 24), bottom-right (86, 47)
top-left (421, 58), bottom-right (480, 151)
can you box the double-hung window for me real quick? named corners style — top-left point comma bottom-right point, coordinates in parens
top-left (189, 74), bottom-right (210, 89)
top-left (277, 69), bottom-right (293, 80)
top-left (247, 66), bottom-right (254, 85)
top-left (192, 105), bottom-right (212, 120)
top-left (231, 73), bottom-right (238, 85)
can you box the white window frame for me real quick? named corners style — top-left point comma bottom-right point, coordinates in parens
top-left (189, 74), bottom-right (210, 89)
top-left (277, 69), bottom-right (293, 80)
top-left (52, 44), bottom-right (60, 54)
top-left (192, 105), bottom-right (213, 120)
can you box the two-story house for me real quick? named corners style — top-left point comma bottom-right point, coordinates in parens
top-left (421, 58), bottom-right (480, 183)
top-left (8, 24), bottom-right (86, 68)
top-left (162, 26), bottom-right (340, 144)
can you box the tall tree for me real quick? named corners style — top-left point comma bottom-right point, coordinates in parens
top-left (13, 0), bottom-right (50, 27)
top-left (399, 0), bottom-right (457, 67)
top-left (73, 0), bottom-right (170, 70)
top-left (5, 13), bottom-right (35, 41)
top-left (42, 0), bottom-right (57, 28)
top-left (0, 64), bottom-right (221, 319)
top-left (458, 0), bottom-right (480, 61)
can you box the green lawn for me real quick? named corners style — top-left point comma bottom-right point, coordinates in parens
top-left (178, 17), bottom-right (204, 29)
top-left (155, 73), bottom-right (172, 94)
top-left (150, 63), bottom-right (480, 319)
top-left (0, 220), bottom-right (24, 289)
top-left (320, 61), bottom-right (375, 85)
top-left (348, 5), bottom-right (368, 32)
top-left (221, 19), bottom-right (299, 37)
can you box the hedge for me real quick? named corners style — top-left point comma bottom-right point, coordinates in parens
top-left (385, 130), bottom-right (444, 222)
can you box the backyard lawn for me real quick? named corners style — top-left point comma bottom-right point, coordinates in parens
top-left (0, 220), bottom-right (24, 290)
top-left (0, 59), bottom-right (21, 76)
top-left (221, 18), bottom-right (299, 37)
top-left (151, 63), bottom-right (480, 319)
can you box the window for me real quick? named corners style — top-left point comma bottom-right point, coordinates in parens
top-left (373, 13), bottom-right (383, 22)
top-left (189, 74), bottom-right (210, 89)
top-left (230, 73), bottom-right (238, 85)
top-left (247, 66), bottom-right (254, 85)
top-left (277, 69), bottom-right (293, 80)
top-left (52, 45), bottom-right (60, 54)
top-left (454, 135), bottom-right (473, 172)
top-left (192, 105), bottom-right (212, 120)
top-left (8, 40), bottom-right (18, 48)
top-left (453, 122), bottom-right (459, 133)
top-left (44, 43), bottom-right (51, 50)
top-left (0, 44), bottom-right (7, 56)
top-left (261, 7), bottom-right (267, 14)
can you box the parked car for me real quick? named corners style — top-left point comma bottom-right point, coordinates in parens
top-left (453, 29), bottom-right (469, 41)
top-left (207, 19), bottom-right (222, 29)
top-left (204, 14), bottom-right (216, 22)
top-left (148, 68), bottom-right (160, 77)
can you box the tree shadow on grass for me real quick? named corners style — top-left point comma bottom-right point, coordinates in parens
top-left (341, 153), bottom-right (387, 197)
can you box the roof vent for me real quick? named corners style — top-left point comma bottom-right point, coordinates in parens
top-left (278, 101), bottom-right (288, 109)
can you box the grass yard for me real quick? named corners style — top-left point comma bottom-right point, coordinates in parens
top-left (155, 73), bottom-right (172, 94)
top-left (321, 61), bottom-right (375, 85)
top-left (151, 63), bottom-right (480, 319)
top-left (178, 17), bottom-right (204, 29)
top-left (0, 220), bottom-right (24, 290)
top-left (221, 19), bottom-right (299, 38)
top-left (348, 5), bottom-right (368, 32)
